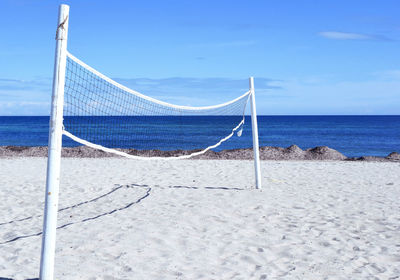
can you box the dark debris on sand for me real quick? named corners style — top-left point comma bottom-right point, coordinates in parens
top-left (0, 145), bottom-right (399, 162)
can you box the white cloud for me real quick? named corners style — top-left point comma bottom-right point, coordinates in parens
top-left (318, 31), bottom-right (390, 41)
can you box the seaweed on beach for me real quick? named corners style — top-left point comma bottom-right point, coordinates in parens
top-left (1, 145), bottom-right (399, 162)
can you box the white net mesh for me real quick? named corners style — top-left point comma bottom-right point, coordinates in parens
top-left (62, 52), bottom-right (251, 159)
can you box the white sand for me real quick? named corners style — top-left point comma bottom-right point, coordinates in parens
top-left (0, 158), bottom-right (399, 279)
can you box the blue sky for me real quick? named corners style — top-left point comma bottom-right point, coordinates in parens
top-left (0, 0), bottom-right (399, 115)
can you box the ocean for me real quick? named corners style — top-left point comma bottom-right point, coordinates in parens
top-left (0, 116), bottom-right (399, 157)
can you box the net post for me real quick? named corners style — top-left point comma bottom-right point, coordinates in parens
top-left (249, 77), bottom-right (262, 189)
top-left (39, 4), bottom-right (69, 280)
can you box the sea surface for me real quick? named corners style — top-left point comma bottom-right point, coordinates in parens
top-left (0, 116), bottom-right (399, 157)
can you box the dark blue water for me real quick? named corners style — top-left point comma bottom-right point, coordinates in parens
top-left (0, 116), bottom-right (399, 157)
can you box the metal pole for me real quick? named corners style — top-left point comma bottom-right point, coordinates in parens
top-left (39, 4), bottom-right (69, 280)
top-left (249, 77), bottom-right (262, 189)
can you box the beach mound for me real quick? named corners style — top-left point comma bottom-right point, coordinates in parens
top-left (257, 145), bottom-right (347, 160)
top-left (305, 146), bottom-right (347, 160)
top-left (386, 152), bottom-right (400, 161)
top-left (345, 152), bottom-right (400, 162)
top-left (348, 156), bottom-right (389, 162)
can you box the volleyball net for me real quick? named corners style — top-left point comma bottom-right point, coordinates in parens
top-left (62, 52), bottom-right (252, 159)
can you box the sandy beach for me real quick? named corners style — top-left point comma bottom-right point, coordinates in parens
top-left (0, 157), bottom-right (399, 279)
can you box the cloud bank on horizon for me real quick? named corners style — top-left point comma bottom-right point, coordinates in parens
top-left (1, 73), bottom-right (399, 116)
top-left (0, 0), bottom-right (399, 115)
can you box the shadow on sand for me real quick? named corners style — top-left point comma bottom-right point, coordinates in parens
top-left (0, 182), bottom-right (242, 245)
top-left (0, 278), bottom-right (14, 280)
top-left (130, 183), bottom-right (244, 191)
top-left (0, 278), bottom-right (38, 280)
top-left (0, 185), bottom-right (151, 245)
